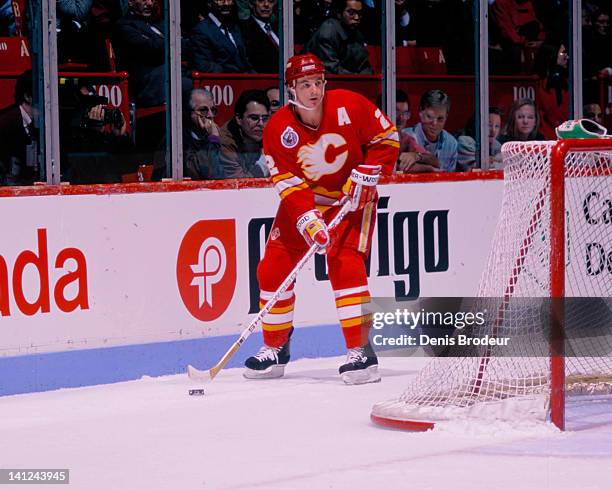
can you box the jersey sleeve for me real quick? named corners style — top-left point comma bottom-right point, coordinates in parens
top-left (350, 92), bottom-right (400, 176)
top-left (263, 120), bottom-right (315, 224)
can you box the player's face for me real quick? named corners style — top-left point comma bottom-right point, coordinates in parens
top-left (237, 101), bottom-right (270, 142)
top-left (419, 106), bottom-right (448, 142)
top-left (293, 75), bottom-right (325, 109)
top-left (488, 113), bottom-right (501, 142)
top-left (514, 104), bottom-right (536, 137)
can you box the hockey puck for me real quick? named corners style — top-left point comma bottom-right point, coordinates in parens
top-left (189, 389), bottom-right (206, 396)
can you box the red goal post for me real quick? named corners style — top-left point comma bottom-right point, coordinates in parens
top-left (371, 138), bottom-right (612, 431)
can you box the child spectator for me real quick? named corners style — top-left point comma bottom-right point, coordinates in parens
top-left (456, 107), bottom-right (504, 170)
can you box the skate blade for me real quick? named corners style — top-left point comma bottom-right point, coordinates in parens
top-left (341, 365), bottom-right (381, 385)
top-left (243, 364), bottom-right (286, 379)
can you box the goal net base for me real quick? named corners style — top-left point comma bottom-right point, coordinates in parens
top-left (371, 394), bottom-right (549, 431)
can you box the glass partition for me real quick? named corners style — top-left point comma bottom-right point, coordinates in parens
top-left (178, 0), bottom-right (277, 181)
top-left (0, 0), bottom-right (43, 185)
top-left (488, 0), bottom-right (570, 170)
top-left (395, 0), bottom-right (475, 173)
top-left (0, 1), bottom-right (595, 185)
top-left (52, 0), bottom-right (170, 184)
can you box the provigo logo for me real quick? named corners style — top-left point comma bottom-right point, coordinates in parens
top-left (176, 220), bottom-right (237, 321)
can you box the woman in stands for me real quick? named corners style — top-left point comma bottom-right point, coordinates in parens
top-left (498, 98), bottom-right (545, 144)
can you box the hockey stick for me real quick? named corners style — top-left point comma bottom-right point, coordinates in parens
top-left (187, 198), bottom-right (352, 384)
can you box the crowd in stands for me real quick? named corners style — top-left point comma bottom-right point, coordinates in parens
top-left (0, 0), bottom-right (611, 186)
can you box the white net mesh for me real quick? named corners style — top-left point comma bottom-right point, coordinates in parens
top-left (372, 140), bottom-right (612, 425)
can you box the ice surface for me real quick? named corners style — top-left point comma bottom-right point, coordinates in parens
top-left (0, 356), bottom-right (611, 490)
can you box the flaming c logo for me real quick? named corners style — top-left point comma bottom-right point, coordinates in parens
top-left (176, 220), bottom-right (237, 321)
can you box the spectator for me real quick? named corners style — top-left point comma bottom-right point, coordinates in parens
top-left (395, 0), bottom-right (410, 46)
top-left (87, 0), bottom-right (130, 69)
top-left (60, 83), bottom-right (134, 184)
top-left (240, 0), bottom-right (279, 73)
top-left (395, 89), bottom-right (411, 130)
top-left (456, 107), bottom-right (504, 170)
top-left (376, 88), bottom-right (412, 131)
top-left (498, 98), bottom-right (545, 144)
top-left (181, 88), bottom-right (225, 180)
top-left (403, 89), bottom-right (458, 172)
top-left (265, 86), bottom-right (281, 114)
top-left (376, 89), bottom-right (412, 129)
top-left (189, 0), bottom-right (253, 73)
top-left (56, 0), bottom-right (93, 63)
top-left (535, 42), bottom-right (569, 138)
top-left (490, 0), bottom-right (544, 73)
top-left (583, 103), bottom-right (603, 125)
top-left (219, 89), bottom-right (271, 178)
top-left (0, 71), bottom-right (38, 185)
top-left (377, 90), bottom-right (438, 173)
top-left (0, 0), bottom-right (16, 36)
top-left (303, 0), bottom-right (372, 75)
top-left (112, 0), bottom-right (166, 107)
top-left (583, 8), bottom-right (612, 102)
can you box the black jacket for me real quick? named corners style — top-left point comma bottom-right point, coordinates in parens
top-left (189, 16), bottom-right (253, 73)
top-left (112, 12), bottom-right (165, 106)
top-left (239, 16), bottom-right (279, 74)
top-left (304, 18), bottom-right (371, 75)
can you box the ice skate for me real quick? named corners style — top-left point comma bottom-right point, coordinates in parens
top-left (339, 342), bottom-right (381, 385)
top-left (244, 337), bottom-right (291, 379)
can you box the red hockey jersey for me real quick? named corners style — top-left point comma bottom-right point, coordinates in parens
top-left (263, 89), bottom-right (399, 223)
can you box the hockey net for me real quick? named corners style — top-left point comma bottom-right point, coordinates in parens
top-left (371, 139), bottom-right (612, 431)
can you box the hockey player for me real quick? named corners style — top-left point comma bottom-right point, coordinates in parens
top-left (244, 53), bottom-right (399, 384)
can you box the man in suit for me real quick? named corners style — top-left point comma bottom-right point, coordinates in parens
top-left (240, 0), bottom-right (279, 73)
top-left (112, 0), bottom-right (165, 107)
top-left (0, 72), bottom-right (38, 186)
top-left (189, 0), bottom-right (253, 73)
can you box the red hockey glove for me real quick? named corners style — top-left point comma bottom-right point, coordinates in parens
top-left (296, 209), bottom-right (331, 253)
top-left (345, 164), bottom-right (381, 212)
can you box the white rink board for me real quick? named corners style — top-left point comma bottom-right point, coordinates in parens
top-left (0, 180), bottom-right (504, 357)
